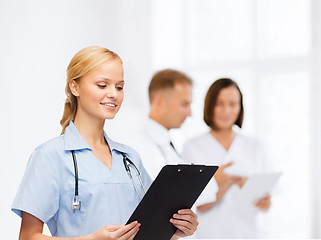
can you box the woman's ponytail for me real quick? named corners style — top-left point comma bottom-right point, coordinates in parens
top-left (60, 94), bottom-right (77, 134)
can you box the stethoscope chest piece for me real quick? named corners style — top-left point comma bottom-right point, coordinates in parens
top-left (72, 196), bottom-right (81, 213)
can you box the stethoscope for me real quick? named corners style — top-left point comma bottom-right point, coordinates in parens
top-left (71, 150), bottom-right (146, 213)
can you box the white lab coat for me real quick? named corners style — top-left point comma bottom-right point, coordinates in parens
top-left (182, 130), bottom-right (271, 239)
top-left (131, 118), bottom-right (184, 179)
top-left (128, 118), bottom-right (218, 238)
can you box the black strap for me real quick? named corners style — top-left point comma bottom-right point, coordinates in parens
top-left (71, 150), bottom-right (79, 197)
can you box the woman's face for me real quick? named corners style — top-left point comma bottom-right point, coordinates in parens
top-left (72, 59), bottom-right (124, 121)
top-left (212, 85), bottom-right (241, 130)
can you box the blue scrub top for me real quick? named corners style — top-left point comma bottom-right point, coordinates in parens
top-left (12, 121), bottom-right (152, 237)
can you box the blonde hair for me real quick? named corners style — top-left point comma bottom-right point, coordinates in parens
top-left (60, 46), bottom-right (122, 134)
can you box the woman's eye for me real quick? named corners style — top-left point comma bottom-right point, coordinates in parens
top-left (98, 85), bottom-right (106, 88)
top-left (116, 86), bottom-right (124, 91)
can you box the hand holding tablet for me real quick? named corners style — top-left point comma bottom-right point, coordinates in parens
top-left (234, 172), bottom-right (282, 212)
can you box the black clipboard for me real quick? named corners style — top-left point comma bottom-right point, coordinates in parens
top-left (126, 164), bottom-right (218, 240)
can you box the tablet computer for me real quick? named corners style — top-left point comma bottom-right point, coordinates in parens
top-left (234, 172), bottom-right (282, 213)
top-left (126, 164), bottom-right (218, 240)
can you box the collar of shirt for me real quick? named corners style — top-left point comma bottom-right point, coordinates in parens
top-left (144, 118), bottom-right (172, 147)
top-left (63, 121), bottom-right (132, 154)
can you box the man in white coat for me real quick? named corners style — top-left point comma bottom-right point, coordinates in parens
top-left (134, 69), bottom-right (193, 179)
top-left (129, 69), bottom-right (217, 238)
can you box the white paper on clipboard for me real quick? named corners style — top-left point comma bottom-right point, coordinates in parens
top-left (234, 172), bottom-right (282, 213)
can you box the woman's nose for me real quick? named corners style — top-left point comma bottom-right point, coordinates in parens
top-left (106, 86), bottom-right (117, 99)
top-left (222, 105), bottom-right (231, 114)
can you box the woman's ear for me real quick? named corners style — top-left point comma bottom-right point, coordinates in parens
top-left (69, 80), bottom-right (80, 97)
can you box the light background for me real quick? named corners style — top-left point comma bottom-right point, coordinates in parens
top-left (1, 0), bottom-right (321, 238)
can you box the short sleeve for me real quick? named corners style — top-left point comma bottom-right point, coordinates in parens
top-left (12, 149), bottom-right (60, 223)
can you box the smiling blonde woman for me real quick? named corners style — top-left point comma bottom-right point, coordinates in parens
top-left (12, 46), bottom-right (198, 240)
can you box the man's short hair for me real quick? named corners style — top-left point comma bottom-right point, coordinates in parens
top-left (148, 69), bottom-right (193, 103)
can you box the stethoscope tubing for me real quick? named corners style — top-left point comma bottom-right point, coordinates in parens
top-left (121, 153), bottom-right (147, 200)
top-left (71, 151), bottom-right (78, 197)
top-left (71, 150), bottom-right (146, 213)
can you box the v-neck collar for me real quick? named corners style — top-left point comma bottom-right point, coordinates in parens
top-left (208, 131), bottom-right (239, 154)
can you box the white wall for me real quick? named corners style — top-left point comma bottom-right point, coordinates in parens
top-left (310, 0), bottom-right (321, 237)
top-left (0, 0), bottom-right (152, 238)
top-left (1, 0), bottom-right (321, 239)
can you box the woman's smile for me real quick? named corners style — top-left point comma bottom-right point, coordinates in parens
top-left (100, 102), bottom-right (118, 110)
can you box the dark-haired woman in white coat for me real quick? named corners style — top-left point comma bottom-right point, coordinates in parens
top-left (183, 78), bottom-right (272, 238)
